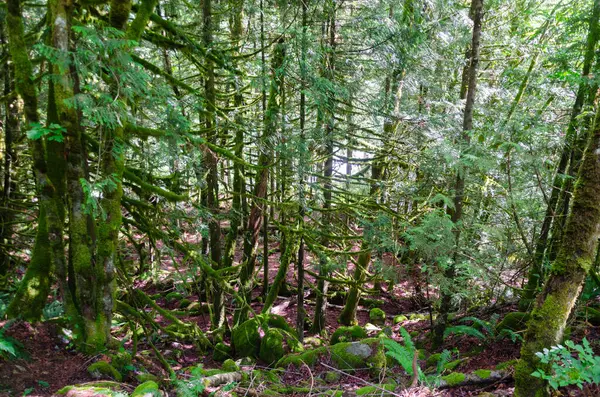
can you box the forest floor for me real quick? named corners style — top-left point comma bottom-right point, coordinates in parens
top-left (1, 235), bottom-right (599, 397)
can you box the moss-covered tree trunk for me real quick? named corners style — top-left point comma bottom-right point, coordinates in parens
top-left (432, 0), bottom-right (483, 348)
top-left (5, 0), bottom-right (64, 321)
top-left (0, 20), bottom-right (19, 282)
top-left (223, 0), bottom-right (246, 270)
top-left (236, 39), bottom-right (285, 325)
top-left (514, 89), bottom-right (600, 397)
top-left (311, 0), bottom-right (336, 335)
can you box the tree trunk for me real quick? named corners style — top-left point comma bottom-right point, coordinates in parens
top-left (521, 0), bottom-right (600, 309)
top-left (433, 0), bottom-right (483, 348)
top-left (514, 90), bottom-right (600, 397)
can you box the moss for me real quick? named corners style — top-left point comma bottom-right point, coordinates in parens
top-left (324, 371), bottom-right (340, 383)
top-left (56, 384), bottom-right (123, 396)
top-left (356, 384), bottom-right (395, 396)
top-left (330, 325), bottom-right (367, 344)
top-left (233, 317), bottom-right (261, 358)
top-left (260, 328), bottom-right (285, 364)
top-left (426, 353), bottom-right (442, 368)
top-left (87, 361), bottom-right (123, 382)
top-left (178, 298), bottom-right (192, 308)
top-left (408, 313), bottom-right (429, 321)
top-left (277, 346), bottom-right (327, 367)
top-left (136, 373), bottom-right (159, 383)
top-left (441, 372), bottom-right (466, 386)
top-left (474, 369), bottom-right (492, 379)
top-left (165, 292), bottom-right (183, 302)
top-left (6, 206), bottom-right (52, 321)
top-left (496, 312), bottom-right (531, 332)
top-left (444, 359), bottom-right (463, 371)
top-left (369, 308), bottom-right (386, 325)
top-left (222, 359), bottom-right (240, 372)
top-left (495, 359), bottom-right (518, 370)
top-left (110, 350), bottom-right (132, 373)
top-left (330, 338), bottom-right (386, 374)
top-left (393, 315), bottom-right (408, 324)
top-left (213, 342), bottom-right (232, 362)
top-left (131, 381), bottom-right (161, 397)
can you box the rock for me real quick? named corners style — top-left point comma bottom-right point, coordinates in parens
top-left (233, 318), bottom-right (262, 358)
top-left (131, 381), bottom-right (161, 397)
top-left (232, 314), bottom-right (297, 358)
top-left (277, 338), bottom-right (386, 374)
top-left (222, 358), bottom-right (240, 372)
top-left (426, 353), bottom-right (441, 368)
top-left (496, 312), bottom-right (530, 333)
top-left (135, 373), bottom-right (159, 383)
top-left (393, 315), bottom-right (408, 324)
top-left (57, 382), bottom-right (124, 397)
top-left (259, 328), bottom-right (303, 364)
top-left (369, 308), bottom-right (386, 325)
top-left (213, 342), bottom-right (233, 362)
top-left (330, 325), bottom-right (367, 345)
top-left (87, 361), bottom-right (122, 382)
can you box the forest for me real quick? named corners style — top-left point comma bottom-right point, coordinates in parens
top-left (1, 0), bottom-right (600, 395)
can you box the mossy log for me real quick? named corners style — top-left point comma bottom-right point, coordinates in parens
top-left (438, 370), bottom-right (508, 388)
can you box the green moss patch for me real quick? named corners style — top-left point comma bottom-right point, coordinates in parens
top-left (441, 372), bottom-right (466, 386)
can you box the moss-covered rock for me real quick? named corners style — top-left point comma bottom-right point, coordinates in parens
top-left (473, 369), bottom-right (492, 379)
top-left (330, 325), bottom-right (367, 344)
top-left (259, 328), bottom-right (303, 364)
top-left (131, 381), bottom-right (161, 397)
top-left (87, 361), bottom-right (122, 382)
top-left (496, 312), bottom-right (530, 333)
top-left (426, 353), bottom-right (442, 368)
top-left (57, 382), bottom-right (124, 396)
top-left (369, 308), bottom-right (386, 325)
top-left (233, 318), bottom-right (262, 358)
top-left (277, 338), bottom-right (386, 375)
top-left (393, 315), bottom-right (408, 324)
top-left (356, 384), bottom-right (396, 396)
top-left (213, 342), bottom-right (233, 362)
top-left (136, 373), bottom-right (159, 383)
top-left (441, 372), bottom-right (466, 386)
top-left (222, 358), bottom-right (240, 372)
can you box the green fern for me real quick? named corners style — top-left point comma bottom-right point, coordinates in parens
top-left (443, 325), bottom-right (486, 340)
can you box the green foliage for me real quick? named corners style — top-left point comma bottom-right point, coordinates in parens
top-left (172, 366), bottom-right (206, 397)
top-left (27, 123), bottom-right (66, 142)
top-left (444, 315), bottom-right (522, 344)
top-left (531, 338), bottom-right (600, 390)
top-left (80, 174), bottom-right (119, 220)
top-left (0, 322), bottom-right (23, 360)
top-left (42, 300), bottom-right (64, 320)
top-left (382, 327), bottom-right (420, 378)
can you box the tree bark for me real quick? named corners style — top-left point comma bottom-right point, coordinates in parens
top-left (433, 0), bottom-right (483, 348)
top-left (514, 88), bottom-right (600, 397)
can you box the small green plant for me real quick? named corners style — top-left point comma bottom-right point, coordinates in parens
top-left (444, 314), bottom-right (522, 343)
top-left (42, 300), bottom-right (64, 320)
top-left (383, 327), bottom-right (451, 386)
top-left (172, 366), bottom-right (206, 397)
top-left (27, 123), bottom-right (66, 142)
top-left (531, 338), bottom-right (600, 391)
top-left (0, 322), bottom-right (22, 360)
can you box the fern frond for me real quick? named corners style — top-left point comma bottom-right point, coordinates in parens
top-left (444, 325), bottom-right (486, 340)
